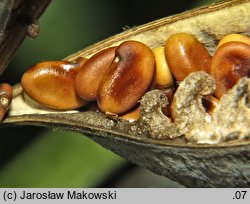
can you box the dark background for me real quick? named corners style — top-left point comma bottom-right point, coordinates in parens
top-left (0, 0), bottom-right (217, 187)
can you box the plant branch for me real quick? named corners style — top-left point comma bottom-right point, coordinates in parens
top-left (0, 0), bottom-right (52, 75)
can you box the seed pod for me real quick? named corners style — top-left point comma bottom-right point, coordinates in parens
top-left (97, 40), bottom-right (155, 115)
top-left (152, 46), bottom-right (174, 88)
top-left (75, 47), bottom-right (117, 101)
top-left (0, 83), bottom-right (13, 121)
top-left (21, 60), bottom-right (88, 110)
top-left (218, 34), bottom-right (250, 48)
top-left (165, 33), bottom-right (211, 81)
top-left (210, 42), bottom-right (250, 98)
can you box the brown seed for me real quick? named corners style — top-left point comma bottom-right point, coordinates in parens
top-left (75, 47), bottom-right (116, 101)
top-left (161, 87), bottom-right (175, 118)
top-left (0, 83), bottom-right (13, 121)
top-left (165, 33), bottom-right (211, 81)
top-left (218, 34), bottom-right (250, 48)
top-left (210, 42), bottom-right (250, 98)
top-left (21, 60), bottom-right (88, 110)
top-left (120, 106), bottom-right (140, 122)
top-left (0, 109), bottom-right (4, 122)
top-left (97, 40), bottom-right (155, 115)
top-left (201, 95), bottom-right (219, 115)
top-left (71, 57), bottom-right (88, 67)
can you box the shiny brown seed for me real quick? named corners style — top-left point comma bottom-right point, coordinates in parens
top-left (161, 87), bottom-right (175, 118)
top-left (165, 33), bottom-right (211, 81)
top-left (218, 34), bottom-right (250, 48)
top-left (201, 95), bottom-right (219, 115)
top-left (120, 106), bottom-right (140, 122)
top-left (210, 42), bottom-right (250, 98)
top-left (21, 60), bottom-right (88, 110)
top-left (97, 40), bottom-right (155, 115)
top-left (0, 83), bottom-right (13, 121)
top-left (75, 47), bottom-right (116, 101)
top-left (71, 57), bottom-right (88, 67)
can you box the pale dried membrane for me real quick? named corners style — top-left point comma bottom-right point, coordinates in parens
top-left (171, 72), bottom-right (216, 135)
top-left (9, 92), bottom-right (78, 116)
top-left (186, 77), bottom-right (250, 144)
top-left (138, 72), bottom-right (250, 144)
top-left (138, 89), bottom-right (180, 139)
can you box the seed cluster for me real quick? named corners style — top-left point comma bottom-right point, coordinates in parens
top-left (19, 33), bottom-right (250, 125)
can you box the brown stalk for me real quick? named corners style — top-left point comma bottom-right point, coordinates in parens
top-left (0, 0), bottom-right (52, 75)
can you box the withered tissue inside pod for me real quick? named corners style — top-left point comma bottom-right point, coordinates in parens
top-left (137, 72), bottom-right (250, 144)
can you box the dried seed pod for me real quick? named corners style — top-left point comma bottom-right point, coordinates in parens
top-left (152, 46), bottom-right (174, 88)
top-left (0, 83), bottom-right (13, 121)
top-left (97, 40), bottom-right (155, 115)
top-left (21, 60), bottom-right (88, 110)
top-left (218, 34), bottom-right (250, 48)
top-left (210, 42), bottom-right (250, 99)
top-left (75, 47), bottom-right (116, 101)
top-left (165, 33), bottom-right (211, 81)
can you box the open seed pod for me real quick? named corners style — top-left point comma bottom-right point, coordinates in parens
top-left (1, 0), bottom-right (250, 187)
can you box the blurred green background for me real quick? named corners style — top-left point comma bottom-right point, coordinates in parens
top-left (0, 0), bottom-right (218, 187)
